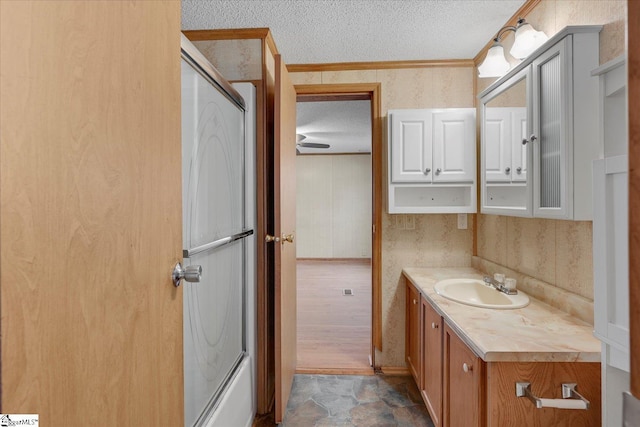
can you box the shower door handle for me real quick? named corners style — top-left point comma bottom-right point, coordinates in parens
top-left (172, 262), bottom-right (202, 287)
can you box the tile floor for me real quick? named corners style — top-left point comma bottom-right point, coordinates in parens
top-left (280, 374), bottom-right (434, 426)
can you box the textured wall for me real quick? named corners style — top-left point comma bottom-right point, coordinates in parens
top-left (291, 66), bottom-right (475, 368)
top-left (296, 154), bottom-right (372, 259)
top-left (191, 39), bottom-right (263, 81)
top-left (290, 0), bottom-right (626, 368)
top-left (475, 0), bottom-right (627, 306)
top-left (190, 0), bottom-right (626, 369)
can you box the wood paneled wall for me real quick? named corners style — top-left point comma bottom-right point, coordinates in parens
top-left (296, 154), bottom-right (372, 259)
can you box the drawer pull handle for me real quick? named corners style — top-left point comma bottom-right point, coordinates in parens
top-left (515, 382), bottom-right (590, 410)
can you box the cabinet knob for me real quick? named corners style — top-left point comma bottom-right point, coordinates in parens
top-left (413, 299), bottom-right (417, 305)
top-left (431, 322), bottom-right (439, 329)
top-left (463, 362), bottom-right (472, 373)
top-left (424, 168), bottom-right (431, 175)
top-left (523, 134), bottom-right (538, 145)
top-left (435, 168), bottom-right (442, 175)
top-left (516, 167), bottom-right (522, 174)
top-left (505, 167), bottom-right (511, 174)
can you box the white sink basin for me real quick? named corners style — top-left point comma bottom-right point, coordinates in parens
top-left (434, 278), bottom-right (530, 309)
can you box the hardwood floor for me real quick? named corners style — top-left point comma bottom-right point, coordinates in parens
top-left (296, 259), bottom-right (372, 373)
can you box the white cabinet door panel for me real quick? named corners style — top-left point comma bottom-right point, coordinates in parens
top-left (433, 111), bottom-right (475, 182)
top-left (390, 111), bottom-right (432, 182)
top-left (533, 37), bottom-right (571, 218)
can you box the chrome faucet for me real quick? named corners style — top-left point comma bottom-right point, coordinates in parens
top-left (483, 275), bottom-right (518, 295)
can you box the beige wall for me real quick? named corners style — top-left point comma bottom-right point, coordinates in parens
top-left (292, 0), bottom-right (626, 368)
top-left (296, 154), bottom-right (372, 259)
top-left (192, 39), bottom-right (263, 81)
top-left (190, 0), bottom-right (626, 369)
top-left (475, 0), bottom-right (627, 307)
top-left (291, 66), bottom-right (475, 368)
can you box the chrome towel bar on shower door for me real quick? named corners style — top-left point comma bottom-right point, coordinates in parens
top-left (183, 229), bottom-right (254, 258)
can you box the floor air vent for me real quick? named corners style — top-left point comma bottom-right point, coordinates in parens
top-left (342, 289), bottom-right (354, 296)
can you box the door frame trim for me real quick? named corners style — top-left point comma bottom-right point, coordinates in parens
top-left (628, 0), bottom-right (640, 399)
top-left (294, 83), bottom-right (383, 361)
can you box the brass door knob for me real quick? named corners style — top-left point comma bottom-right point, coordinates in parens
top-left (282, 233), bottom-right (295, 244)
top-left (265, 234), bottom-right (280, 243)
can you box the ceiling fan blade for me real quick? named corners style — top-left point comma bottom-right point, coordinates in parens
top-left (297, 142), bottom-right (330, 149)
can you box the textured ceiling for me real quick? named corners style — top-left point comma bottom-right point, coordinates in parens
top-left (181, 0), bottom-right (526, 64)
top-left (296, 100), bottom-right (371, 154)
top-left (182, 0), bottom-right (527, 153)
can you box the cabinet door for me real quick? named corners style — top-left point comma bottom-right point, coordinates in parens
top-left (511, 108), bottom-right (528, 182)
top-left (443, 325), bottom-right (485, 427)
top-left (421, 298), bottom-right (442, 427)
top-left (432, 110), bottom-right (475, 182)
top-left (390, 110), bottom-right (432, 183)
top-left (532, 37), bottom-right (572, 218)
top-left (406, 281), bottom-right (422, 384)
top-left (484, 108), bottom-right (513, 182)
top-left (480, 67), bottom-right (532, 217)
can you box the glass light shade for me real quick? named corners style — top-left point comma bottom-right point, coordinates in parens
top-left (510, 23), bottom-right (549, 59)
top-left (478, 43), bottom-right (511, 78)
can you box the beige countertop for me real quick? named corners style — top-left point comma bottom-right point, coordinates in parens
top-left (403, 267), bottom-right (601, 363)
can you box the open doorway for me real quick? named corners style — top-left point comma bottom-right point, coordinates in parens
top-left (293, 85), bottom-right (382, 375)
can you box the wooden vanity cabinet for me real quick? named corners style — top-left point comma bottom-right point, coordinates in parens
top-left (406, 281), bottom-right (422, 384)
top-left (421, 297), bottom-right (443, 426)
top-left (443, 324), bottom-right (486, 427)
top-left (404, 275), bottom-right (600, 427)
top-left (485, 362), bottom-right (601, 426)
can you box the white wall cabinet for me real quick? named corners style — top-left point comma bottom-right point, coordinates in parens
top-left (480, 26), bottom-right (601, 220)
top-left (388, 108), bottom-right (476, 213)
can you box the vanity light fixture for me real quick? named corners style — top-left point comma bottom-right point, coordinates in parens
top-left (478, 17), bottom-right (549, 78)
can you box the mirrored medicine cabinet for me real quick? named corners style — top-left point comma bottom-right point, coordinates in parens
top-left (481, 67), bottom-right (532, 217)
top-left (479, 26), bottom-right (602, 220)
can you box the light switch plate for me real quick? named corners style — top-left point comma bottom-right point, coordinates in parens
top-left (405, 215), bottom-right (415, 230)
top-left (457, 213), bottom-right (467, 230)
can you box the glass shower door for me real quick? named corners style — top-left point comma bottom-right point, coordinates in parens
top-left (181, 54), bottom-right (249, 427)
